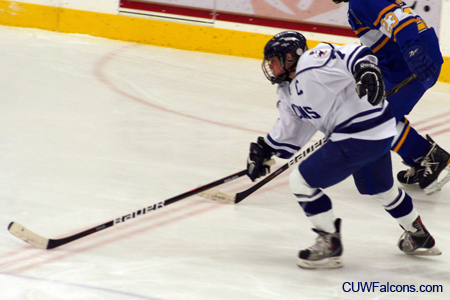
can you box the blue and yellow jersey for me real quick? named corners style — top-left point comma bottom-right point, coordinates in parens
top-left (347, 0), bottom-right (442, 83)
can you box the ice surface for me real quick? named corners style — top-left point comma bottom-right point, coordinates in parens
top-left (0, 25), bottom-right (449, 300)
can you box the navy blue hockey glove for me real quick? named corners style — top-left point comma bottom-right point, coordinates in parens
top-left (354, 61), bottom-right (385, 106)
top-left (247, 137), bottom-right (274, 182)
top-left (403, 44), bottom-right (438, 81)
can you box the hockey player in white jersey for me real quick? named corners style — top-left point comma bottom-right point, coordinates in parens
top-left (247, 31), bottom-right (441, 269)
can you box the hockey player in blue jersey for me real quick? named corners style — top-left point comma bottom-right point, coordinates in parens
top-left (332, 0), bottom-right (450, 195)
top-left (247, 31), bottom-right (441, 269)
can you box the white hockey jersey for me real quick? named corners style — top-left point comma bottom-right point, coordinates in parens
top-left (266, 43), bottom-right (397, 159)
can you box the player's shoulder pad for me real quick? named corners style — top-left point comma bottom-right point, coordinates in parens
top-left (295, 43), bottom-right (335, 76)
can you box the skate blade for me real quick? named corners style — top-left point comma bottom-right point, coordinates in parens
top-left (404, 246), bottom-right (442, 256)
top-left (297, 257), bottom-right (343, 269)
top-left (423, 164), bottom-right (450, 195)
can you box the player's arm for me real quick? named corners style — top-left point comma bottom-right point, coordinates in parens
top-left (353, 58), bottom-right (385, 106)
top-left (338, 44), bottom-right (385, 106)
top-left (246, 91), bottom-right (316, 181)
top-left (373, 0), bottom-right (437, 81)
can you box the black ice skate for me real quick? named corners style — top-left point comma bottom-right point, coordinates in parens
top-left (397, 164), bottom-right (425, 186)
top-left (398, 216), bottom-right (441, 256)
top-left (419, 135), bottom-right (450, 195)
top-left (297, 218), bottom-right (343, 269)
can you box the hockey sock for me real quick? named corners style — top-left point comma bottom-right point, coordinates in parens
top-left (307, 210), bottom-right (336, 233)
top-left (383, 189), bottom-right (417, 231)
top-left (297, 191), bottom-right (335, 233)
top-left (372, 186), bottom-right (418, 232)
top-left (391, 119), bottom-right (430, 166)
top-left (396, 210), bottom-right (420, 232)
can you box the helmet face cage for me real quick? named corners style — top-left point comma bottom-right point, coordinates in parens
top-left (262, 31), bottom-right (308, 84)
top-left (262, 53), bottom-right (287, 85)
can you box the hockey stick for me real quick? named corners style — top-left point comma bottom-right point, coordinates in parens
top-left (198, 73), bottom-right (418, 204)
top-left (8, 75), bottom-right (417, 249)
top-left (8, 170), bottom-right (247, 249)
top-left (198, 138), bottom-right (326, 204)
top-left (385, 73), bottom-right (417, 98)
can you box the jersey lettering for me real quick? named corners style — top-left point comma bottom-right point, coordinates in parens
top-left (331, 50), bottom-right (345, 60)
top-left (291, 104), bottom-right (321, 119)
top-left (295, 80), bottom-right (303, 95)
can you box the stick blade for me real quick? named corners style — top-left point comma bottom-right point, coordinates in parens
top-left (8, 222), bottom-right (49, 249)
top-left (198, 188), bottom-right (236, 204)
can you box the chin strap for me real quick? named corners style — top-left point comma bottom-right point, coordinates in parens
top-left (283, 58), bottom-right (298, 82)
